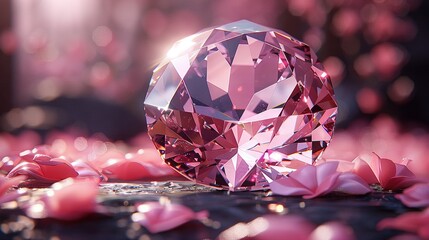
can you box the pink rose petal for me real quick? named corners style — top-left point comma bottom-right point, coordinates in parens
top-left (26, 178), bottom-right (102, 221)
top-left (71, 160), bottom-right (106, 181)
top-left (378, 208), bottom-right (429, 239)
top-left (102, 160), bottom-right (152, 180)
top-left (270, 176), bottom-right (314, 196)
top-left (7, 151), bottom-right (78, 186)
top-left (353, 155), bottom-right (379, 184)
top-left (0, 174), bottom-right (26, 204)
top-left (218, 215), bottom-right (315, 240)
top-left (335, 172), bottom-right (371, 195)
top-left (0, 174), bottom-right (26, 196)
top-left (310, 221), bottom-right (356, 240)
top-left (132, 201), bottom-right (208, 233)
top-left (396, 183), bottom-right (429, 208)
top-left (36, 157), bottom-right (79, 181)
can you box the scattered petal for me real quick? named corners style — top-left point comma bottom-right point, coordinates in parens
top-left (0, 174), bottom-right (26, 204)
top-left (396, 183), bottom-right (429, 208)
top-left (102, 160), bottom-right (153, 180)
top-left (7, 152), bottom-right (78, 186)
top-left (132, 201), bottom-right (208, 233)
top-left (72, 159), bottom-right (106, 182)
top-left (378, 208), bottom-right (429, 239)
top-left (218, 215), bottom-right (314, 240)
top-left (25, 178), bottom-right (103, 221)
top-left (335, 172), bottom-right (372, 195)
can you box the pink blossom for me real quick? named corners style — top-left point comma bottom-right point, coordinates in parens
top-left (218, 215), bottom-right (314, 240)
top-left (0, 174), bottom-right (26, 204)
top-left (25, 178), bottom-right (103, 221)
top-left (353, 153), bottom-right (418, 191)
top-left (270, 162), bottom-right (371, 199)
top-left (396, 183), bottom-right (429, 208)
top-left (132, 201), bottom-right (208, 233)
top-left (7, 150), bottom-right (78, 186)
top-left (378, 208), bottom-right (429, 239)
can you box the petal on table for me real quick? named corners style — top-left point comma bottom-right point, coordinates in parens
top-left (132, 201), bottom-right (208, 233)
top-left (396, 183), bottom-right (429, 208)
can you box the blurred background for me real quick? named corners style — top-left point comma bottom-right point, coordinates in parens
top-left (0, 0), bottom-right (428, 141)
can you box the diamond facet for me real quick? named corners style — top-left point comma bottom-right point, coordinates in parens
top-left (144, 20), bottom-right (338, 191)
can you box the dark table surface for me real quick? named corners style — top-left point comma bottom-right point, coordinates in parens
top-left (0, 181), bottom-right (411, 240)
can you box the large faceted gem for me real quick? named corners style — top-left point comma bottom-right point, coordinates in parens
top-left (144, 20), bottom-right (337, 191)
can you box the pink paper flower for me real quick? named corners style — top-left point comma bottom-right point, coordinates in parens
top-left (353, 153), bottom-right (418, 191)
top-left (270, 162), bottom-right (371, 199)
top-left (132, 200), bottom-right (208, 233)
top-left (0, 174), bottom-right (26, 204)
top-left (25, 178), bottom-right (103, 220)
top-left (218, 215), bottom-right (315, 240)
top-left (378, 208), bottom-right (429, 239)
top-left (396, 183), bottom-right (429, 208)
top-left (7, 150), bottom-right (78, 186)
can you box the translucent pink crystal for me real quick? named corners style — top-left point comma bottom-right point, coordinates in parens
top-left (144, 20), bottom-right (337, 191)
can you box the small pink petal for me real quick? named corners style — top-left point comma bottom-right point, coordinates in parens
top-left (270, 163), bottom-right (344, 199)
top-left (377, 157), bottom-right (397, 188)
top-left (396, 163), bottom-right (416, 177)
top-left (0, 175), bottom-right (26, 196)
top-left (270, 176), bottom-right (314, 196)
top-left (384, 176), bottom-right (419, 191)
top-left (103, 160), bottom-right (152, 180)
top-left (37, 158), bottom-right (79, 181)
top-left (310, 221), bottom-right (356, 240)
top-left (133, 201), bottom-right (208, 233)
top-left (7, 162), bottom-right (44, 180)
top-left (306, 173), bottom-right (340, 199)
top-left (7, 156), bottom-right (78, 186)
top-left (26, 178), bottom-right (101, 221)
top-left (396, 183), bottom-right (429, 208)
top-left (218, 215), bottom-right (314, 240)
top-left (309, 162), bottom-right (341, 198)
top-left (288, 164), bottom-right (318, 191)
top-left (71, 160), bottom-right (106, 181)
top-left (0, 155), bottom-right (22, 173)
top-left (377, 208), bottom-right (429, 239)
top-left (316, 161), bottom-right (339, 185)
top-left (353, 157), bottom-right (378, 185)
top-left (0, 190), bottom-right (24, 204)
top-left (335, 172), bottom-right (371, 195)
top-left (33, 154), bottom-right (53, 162)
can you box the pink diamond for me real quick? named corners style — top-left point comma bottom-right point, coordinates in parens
top-left (144, 20), bottom-right (337, 191)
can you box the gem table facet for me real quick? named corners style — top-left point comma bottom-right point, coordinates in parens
top-left (144, 20), bottom-right (338, 191)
